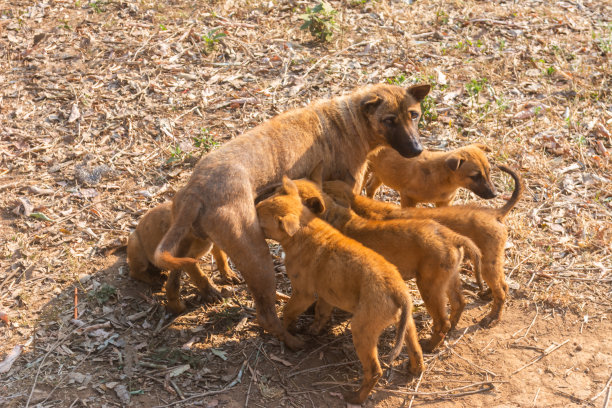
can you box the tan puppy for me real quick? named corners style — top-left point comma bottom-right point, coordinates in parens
top-left (324, 165), bottom-right (523, 327)
top-left (127, 203), bottom-right (241, 313)
top-left (153, 83), bottom-right (431, 350)
top-left (256, 177), bottom-right (423, 404)
top-left (365, 143), bottom-right (497, 207)
top-left (293, 168), bottom-right (482, 352)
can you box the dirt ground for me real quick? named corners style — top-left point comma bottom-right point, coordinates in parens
top-left (1, 0), bottom-right (610, 407)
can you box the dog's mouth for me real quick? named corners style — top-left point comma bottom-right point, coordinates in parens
top-left (472, 185), bottom-right (497, 199)
top-left (389, 136), bottom-right (423, 158)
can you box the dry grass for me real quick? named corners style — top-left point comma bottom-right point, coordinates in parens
top-left (0, 0), bottom-right (610, 407)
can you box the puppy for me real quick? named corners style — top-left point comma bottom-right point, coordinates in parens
top-left (365, 143), bottom-right (497, 206)
top-left (153, 83), bottom-right (431, 350)
top-left (127, 202), bottom-right (241, 313)
top-left (324, 165), bottom-right (523, 327)
top-left (256, 177), bottom-right (423, 404)
top-left (293, 167), bottom-right (482, 352)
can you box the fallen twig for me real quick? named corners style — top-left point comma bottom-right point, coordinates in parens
top-left (511, 339), bottom-right (570, 376)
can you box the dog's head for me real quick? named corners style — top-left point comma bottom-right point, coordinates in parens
top-left (256, 177), bottom-right (306, 241)
top-left (445, 143), bottom-right (497, 199)
top-left (360, 84), bottom-right (431, 158)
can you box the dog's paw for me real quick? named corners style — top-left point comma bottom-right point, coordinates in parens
top-left (283, 333), bottom-right (305, 351)
top-left (219, 271), bottom-right (242, 285)
top-left (479, 314), bottom-right (500, 328)
top-left (200, 286), bottom-right (224, 304)
top-left (419, 337), bottom-right (441, 353)
top-left (166, 300), bottom-right (187, 315)
top-left (307, 322), bottom-right (325, 336)
top-left (478, 288), bottom-right (493, 300)
top-left (342, 389), bottom-right (366, 405)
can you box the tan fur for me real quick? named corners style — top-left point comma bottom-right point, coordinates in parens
top-left (365, 143), bottom-right (497, 206)
top-left (127, 203), bottom-right (241, 313)
top-left (151, 83), bottom-right (431, 350)
top-left (256, 177), bottom-right (423, 404)
top-left (293, 167), bottom-right (482, 352)
top-left (324, 165), bottom-right (523, 327)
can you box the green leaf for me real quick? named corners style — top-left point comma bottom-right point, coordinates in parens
top-left (30, 212), bottom-right (53, 222)
top-left (210, 348), bottom-right (227, 361)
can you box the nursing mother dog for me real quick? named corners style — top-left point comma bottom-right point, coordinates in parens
top-left (154, 83), bottom-right (431, 350)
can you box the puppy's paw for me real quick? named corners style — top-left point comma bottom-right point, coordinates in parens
top-left (166, 300), bottom-right (187, 315)
top-left (342, 389), bottom-right (366, 405)
top-left (478, 288), bottom-right (493, 300)
top-left (307, 322), bottom-right (325, 336)
top-left (419, 337), bottom-right (442, 353)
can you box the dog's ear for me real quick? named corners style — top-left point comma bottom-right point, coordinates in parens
top-left (474, 143), bottom-right (492, 153)
top-left (407, 84), bottom-right (431, 102)
top-left (309, 161), bottom-right (324, 186)
top-left (360, 93), bottom-right (382, 112)
top-left (281, 176), bottom-right (299, 196)
top-left (277, 214), bottom-right (300, 237)
top-left (445, 156), bottom-right (465, 171)
top-left (304, 196), bottom-right (326, 215)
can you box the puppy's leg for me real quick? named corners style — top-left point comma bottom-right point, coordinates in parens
top-left (365, 173), bottom-right (383, 198)
top-left (416, 274), bottom-right (451, 352)
top-left (127, 232), bottom-right (160, 284)
top-left (435, 192), bottom-right (456, 207)
top-left (448, 273), bottom-right (466, 330)
top-left (309, 299), bottom-right (334, 335)
top-left (180, 239), bottom-right (223, 304)
top-left (211, 244), bottom-right (241, 284)
top-left (402, 308), bottom-right (424, 376)
top-left (165, 269), bottom-right (186, 314)
top-left (344, 313), bottom-right (384, 405)
top-left (203, 207), bottom-right (304, 350)
top-left (479, 246), bottom-right (508, 327)
top-left (282, 289), bottom-right (315, 333)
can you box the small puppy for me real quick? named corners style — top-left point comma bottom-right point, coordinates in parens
top-left (293, 167), bottom-right (482, 352)
top-left (365, 143), bottom-right (497, 207)
top-left (256, 177), bottom-right (424, 404)
top-left (127, 202), bottom-right (241, 313)
top-left (324, 165), bottom-right (523, 327)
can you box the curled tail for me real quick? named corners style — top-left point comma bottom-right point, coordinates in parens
top-left (153, 201), bottom-right (201, 270)
top-left (496, 165), bottom-right (524, 221)
top-left (388, 293), bottom-right (409, 363)
top-left (453, 233), bottom-right (484, 292)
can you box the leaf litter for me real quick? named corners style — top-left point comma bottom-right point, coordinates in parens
top-left (0, 0), bottom-right (610, 407)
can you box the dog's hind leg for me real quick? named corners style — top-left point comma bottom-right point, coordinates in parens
top-left (165, 269), bottom-right (186, 314)
top-left (416, 273), bottom-right (451, 352)
top-left (211, 245), bottom-right (241, 284)
top-left (202, 206), bottom-right (305, 351)
top-left (479, 245), bottom-right (508, 327)
top-left (448, 273), bottom-right (466, 330)
top-left (365, 173), bottom-right (382, 198)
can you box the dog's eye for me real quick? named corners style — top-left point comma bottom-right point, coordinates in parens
top-left (410, 111), bottom-right (419, 120)
top-left (470, 174), bottom-right (482, 181)
top-left (382, 117), bottom-right (397, 126)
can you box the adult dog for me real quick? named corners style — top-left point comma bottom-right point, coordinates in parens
top-left (154, 83), bottom-right (430, 349)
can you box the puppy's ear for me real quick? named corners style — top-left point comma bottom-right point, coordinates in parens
top-left (445, 156), bottom-right (465, 171)
top-left (474, 143), bottom-right (492, 153)
top-left (407, 84), bottom-right (431, 102)
top-left (309, 161), bottom-right (324, 186)
top-left (281, 176), bottom-right (299, 196)
top-left (277, 214), bottom-right (300, 237)
top-left (305, 196), bottom-right (326, 215)
top-left (361, 93), bottom-right (382, 112)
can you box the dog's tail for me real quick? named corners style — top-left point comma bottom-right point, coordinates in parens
top-left (153, 201), bottom-right (201, 270)
top-left (453, 233), bottom-right (484, 292)
top-left (388, 294), bottom-right (409, 363)
top-left (496, 165), bottom-right (524, 221)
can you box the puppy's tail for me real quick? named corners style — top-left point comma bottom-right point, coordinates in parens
top-left (153, 201), bottom-right (201, 270)
top-left (454, 234), bottom-right (484, 292)
top-left (496, 165), bottom-right (524, 221)
top-left (388, 294), bottom-right (409, 363)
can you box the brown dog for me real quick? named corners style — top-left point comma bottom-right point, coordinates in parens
top-left (153, 83), bottom-right (431, 350)
top-left (365, 143), bottom-right (497, 206)
top-left (127, 203), bottom-right (241, 313)
top-left (256, 177), bottom-right (423, 404)
top-left (324, 165), bottom-right (523, 327)
top-left (293, 168), bottom-right (482, 352)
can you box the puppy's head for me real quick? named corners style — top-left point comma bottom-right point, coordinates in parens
top-left (322, 180), bottom-right (355, 208)
top-left (256, 177), bottom-right (305, 241)
top-left (292, 165), bottom-right (330, 216)
top-left (445, 143), bottom-right (497, 199)
top-left (360, 84), bottom-right (430, 159)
